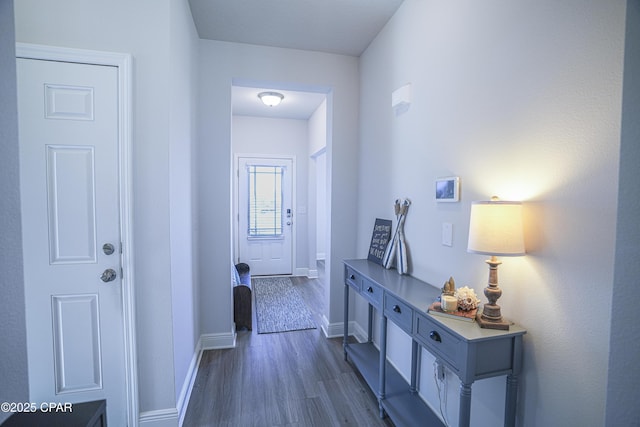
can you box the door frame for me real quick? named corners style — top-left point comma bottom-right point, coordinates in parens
top-left (234, 154), bottom-right (297, 275)
top-left (16, 43), bottom-right (138, 426)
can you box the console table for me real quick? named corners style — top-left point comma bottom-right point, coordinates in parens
top-left (343, 259), bottom-right (526, 427)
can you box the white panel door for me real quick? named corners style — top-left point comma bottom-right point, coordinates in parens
top-left (17, 58), bottom-right (127, 424)
top-left (238, 157), bottom-right (293, 276)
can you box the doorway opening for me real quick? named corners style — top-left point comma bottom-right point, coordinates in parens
top-left (231, 82), bottom-right (330, 281)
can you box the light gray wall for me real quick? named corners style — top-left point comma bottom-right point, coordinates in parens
top-left (358, 0), bottom-right (626, 426)
top-left (606, 1), bottom-right (640, 425)
top-left (0, 1), bottom-right (29, 423)
top-left (197, 40), bottom-right (359, 336)
top-left (309, 100), bottom-right (328, 262)
top-left (169, 0), bottom-right (200, 412)
top-left (308, 99), bottom-right (328, 156)
top-left (314, 153), bottom-right (327, 260)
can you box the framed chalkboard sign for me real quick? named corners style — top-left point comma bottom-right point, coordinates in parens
top-left (368, 218), bottom-right (392, 265)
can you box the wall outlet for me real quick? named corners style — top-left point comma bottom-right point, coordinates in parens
top-left (437, 362), bottom-right (446, 381)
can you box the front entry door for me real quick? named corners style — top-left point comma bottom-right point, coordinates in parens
top-left (238, 157), bottom-right (293, 276)
top-left (17, 58), bottom-right (128, 425)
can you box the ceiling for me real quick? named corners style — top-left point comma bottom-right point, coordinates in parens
top-left (232, 86), bottom-right (327, 120)
top-left (188, 0), bottom-right (404, 57)
top-left (189, 0), bottom-right (404, 120)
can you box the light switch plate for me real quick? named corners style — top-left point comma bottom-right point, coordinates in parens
top-left (442, 222), bottom-right (453, 247)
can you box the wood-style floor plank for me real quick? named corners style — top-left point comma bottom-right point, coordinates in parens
top-left (183, 264), bottom-right (394, 427)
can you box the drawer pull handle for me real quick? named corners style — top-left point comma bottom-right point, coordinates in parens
top-left (350, 274), bottom-right (355, 280)
top-left (429, 331), bottom-right (441, 342)
top-left (367, 286), bottom-right (373, 293)
top-left (393, 305), bottom-right (401, 313)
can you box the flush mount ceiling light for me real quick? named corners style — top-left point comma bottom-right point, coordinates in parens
top-left (258, 91), bottom-right (284, 107)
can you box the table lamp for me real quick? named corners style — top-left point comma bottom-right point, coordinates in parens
top-left (467, 197), bottom-right (525, 330)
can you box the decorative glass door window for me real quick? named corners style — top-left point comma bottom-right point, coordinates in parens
top-left (247, 165), bottom-right (284, 237)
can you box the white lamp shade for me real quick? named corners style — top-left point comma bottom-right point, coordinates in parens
top-left (467, 200), bottom-right (525, 256)
top-left (258, 91), bottom-right (284, 107)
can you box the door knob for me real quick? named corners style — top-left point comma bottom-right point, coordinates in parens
top-left (100, 268), bottom-right (117, 283)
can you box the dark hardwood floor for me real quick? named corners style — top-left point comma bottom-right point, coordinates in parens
top-left (182, 262), bottom-right (395, 427)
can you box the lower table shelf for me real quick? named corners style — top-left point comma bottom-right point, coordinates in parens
top-left (345, 342), bottom-right (444, 427)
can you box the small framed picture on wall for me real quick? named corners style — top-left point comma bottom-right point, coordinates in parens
top-left (435, 176), bottom-right (460, 202)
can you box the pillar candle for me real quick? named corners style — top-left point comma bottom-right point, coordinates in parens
top-left (442, 295), bottom-right (458, 312)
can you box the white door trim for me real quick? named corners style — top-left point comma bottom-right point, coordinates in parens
top-left (16, 43), bottom-right (138, 427)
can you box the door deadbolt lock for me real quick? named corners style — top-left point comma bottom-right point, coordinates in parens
top-left (103, 243), bottom-right (115, 255)
top-left (100, 268), bottom-right (117, 283)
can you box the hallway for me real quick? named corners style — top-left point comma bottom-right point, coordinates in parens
top-left (182, 266), bottom-right (394, 426)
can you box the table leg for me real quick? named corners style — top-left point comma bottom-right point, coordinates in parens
top-left (410, 340), bottom-right (418, 393)
top-left (505, 373), bottom-right (519, 427)
top-left (343, 283), bottom-right (349, 360)
top-left (378, 315), bottom-right (388, 418)
top-left (505, 333), bottom-right (523, 426)
top-left (459, 382), bottom-right (472, 427)
top-left (368, 304), bottom-right (374, 343)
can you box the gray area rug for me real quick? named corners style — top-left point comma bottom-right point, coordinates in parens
top-left (253, 277), bottom-right (317, 334)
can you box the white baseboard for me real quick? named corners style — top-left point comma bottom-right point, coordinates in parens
top-left (139, 408), bottom-right (179, 427)
top-left (320, 315), bottom-right (339, 338)
top-left (200, 331), bottom-right (236, 350)
top-left (267, 269), bottom-right (318, 278)
top-left (173, 332), bottom-right (237, 425)
top-left (177, 341), bottom-right (204, 426)
top-left (291, 267), bottom-right (318, 278)
top-left (320, 315), bottom-right (351, 338)
top-left (320, 316), bottom-right (368, 344)
top-left (352, 321), bottom-right (368, 343)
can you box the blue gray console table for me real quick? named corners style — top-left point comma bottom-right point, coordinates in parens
top-left (343, 259), bottom-right (526, 427)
